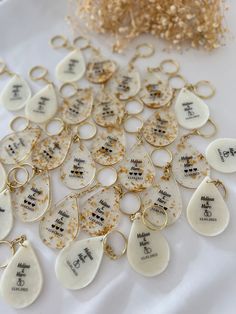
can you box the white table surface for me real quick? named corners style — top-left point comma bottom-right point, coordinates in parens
top-left (0, 0), bottom-right (236, 313)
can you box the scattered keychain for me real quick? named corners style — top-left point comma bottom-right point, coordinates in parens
top-left (0, 61), bottom-right (31, 111)
top-left (55, 230), bottom-right (127, 290)
top-left (25, 66), bottom-right (58, 123)
top-left (186, 176), bottom-right (230, 236)
top-left (206, 138), bottom-right (236, 173)
top-left (50, 35), bottom-right (87, 83)
top-left (0, 116), bottom-right (41, 165)
top-left (0, 235), bottom-right (43, 308)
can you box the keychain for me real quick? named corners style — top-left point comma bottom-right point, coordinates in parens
top-left (172, 122), bottom-right (217, 188)
top-left (25, 66), bottom-right (58, 123)
top-left (50, 35), bottom-right (87, 83)
top-left (0, 235), bottom-right (43, 308)
top-left (108, 43), bottom-right (154, 100)
top-left (186, 177), bottom-right (229, 236)
top-left (0, 116), bottom-right (41, 165)
top-left (0, 61), bottom-right (31, 111)
top-left (55, 230), bottom-right (127, 290)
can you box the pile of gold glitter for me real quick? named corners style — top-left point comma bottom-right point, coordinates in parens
top-left (67, 0), bottom-right (228, 52)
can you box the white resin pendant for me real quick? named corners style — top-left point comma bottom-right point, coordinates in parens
top-left (206, 138), bottom-right (236, 173)
top-left (80, 187), bottom-right (120, 236)
top-left (172, 142), bottom-right (210, 189)
top-left (61, 88), bottom-right (93, 125)
top-left (142, 175), bottom-right (182, 225)
top-left (142, 107), bottom-right (178, 147)
top-left (127, 217), bottom-right (170, 277)
top-left (12, 172), bottom-right (50, 223)
top-left (187, 176), bottom-right (230, 236)
top-left (174, 88), bottom-right (210, 129)
top-left (0, 162), bottom-right (6, 192)
top-left (93, 91), bottom-right (125, 127)
top-left (60, 141), bottom-right (96, 190)
top-left (56, 49), bottom-right (86, 82)
top-left (139, 73), bottom-right (173, 109)
top-left (109, 68), bottom-right (141, 100)
top-left (0, 189), bottom-right (13, 240)
top-left (55, 236), bottom-right (104, 290)
top-left (0, 75), bottom-right (31, 111)
top-left (91, 128), bottom-right (125, 165)
top-left (25, 84), bottom-right (58, 123)
top-left (118, 143), bottom-right (155, 191)
top-left (39, 195), bottom-right (79, 249)
top-left (86, 57), bottom-right (116, 84)
top-left (0, 240), bottom-right (43, 308)
top-left (31, 129), bottom-right (71, 171)
top-left (0, 128), bottom-right (41, 165)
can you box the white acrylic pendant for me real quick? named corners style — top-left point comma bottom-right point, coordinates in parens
top-left (61, 88), bottom-right (93, 125)
top-left (80, 187), bottom-right (120, 236)
top-left (174, 88), bottom-right (210, 129)
top-left (39, 195), bottom-right (79, 249)
top-left (187, 176), bottom-right (230, 236)
top-left (172, 142), bottom-right (210, 189)
top-left (12, 172), bottom-right (50, 223)
top-left (118, 143), bottom-right (155, 191)
top-left (206, 138), bottom-right (236, 173)
top-left (55, 236), bottom-right (104, 290)
top-left (60, 141), bottom-right (96, 190)
top-left (0, 75), bottom-right (31, 111)
top-left (139, 73), bottom-right (173, 109)
top-left (142, 175), bottom-right (182, 225)
top-left (0, 128), bottom-right (41, 165)
top-left (91, 128), bottom-right (125, 166)
top-left (0, 240), bottom-right (43, 308)
top-left (86, 58), bottom-right (116, 84)
top-left (31, 129), bottom-right (71, 171)
top-left (109, 68), bottom-right (141, 100)
top-left (127, 217), bottom-right (170, 277)
top-left (143, 107), bottom-right (178, 147)
top-left (93, 91), bottom-right (125, 127)
top-left (56, 49), bottom-right (86, 82)
top-left (0, 162), bottom-right (6, 192)
top-left (0, 189), bottom-right (13, 240)
top-left (25, 84), bottom-right (58, 123)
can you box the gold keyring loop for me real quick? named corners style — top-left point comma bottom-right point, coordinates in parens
top-left (125, 98), bottom-right (144, 115)
top-left (50, 35), bottom-right (69, 49)
top-left (168, 74), bottom-right (188, 90)
top-left (103, 230), bottom-right (127, 260)
top-left (196, 119), bottom-right (217, 138)
top-left (59, 82), bottom-right (77, 98)
top-left (9, 116), bottom-right (29, 132)
top-left (135, 43), bottom-right (155, 58)
top-left (96, 166), bottom-right (118, 187)
top-left (150, 147), bottom-right (173, 168)
top-left (73, 36), bottom-right (90, 50)
top-left (13, 163), bottom-right (35, 184)
top-left (142, 205), bottom-right (168, 231)
top-left (193, 80), bottom-right (216, 99)
top-left (7, 166), bottom-right (30, 189)
top-left (29, 65), bottom-right (49, 82)
top-left (206, 179), bottom-right (227, 199)
top-left (0, 240), bottom-right (15, 269)
top-left (123, 115), bottom-right (143, 134)
top-left (159, 59), bottom-right (180, 75)
top-left (119, 192), bottom-right (141, 216)
top-left (45, 118), bottom-right (65, 136)
top-left (77, 121), bottom-right (97, 140)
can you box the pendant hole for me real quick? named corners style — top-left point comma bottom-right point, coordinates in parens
top-left (151, 148), bottom-right (172, 168)
top-left (0, 241), bottom-right (14, 268)
top-left (125, 99), bottom-right (144, 115)
top-left (124, 116), bottom-right (143, 133)
top-left (77, 122), bottom-right (97, 140)
top-left (96, 166), bottom-right (117, 187)
top-left (120, 192), bottom-right (141, 215)
top-left (45, 118), bottom-right (64, 136)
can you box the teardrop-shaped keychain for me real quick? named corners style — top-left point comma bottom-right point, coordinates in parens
top-left (187, 176), bottom-right (229, 236)
top-left (0, 61), bottom-right (31, 111)
top-left (55, 230), bottom-right (127, 290)
top-left (25, 66), bottom-right (58, 123)
top-left (108, 43), bottom-right (154, 100)
top-left (31, 118), bottom-right (72, 171)
top-left (50, 35), bottom-right (87, 83)
top-left (0, 235), bottom-right (43, 308)
top-left (59, 82), bottom-right (93, 125)
top-left (139, 59), bottom-right (179, 109)
top-left (206, 138), bottom-right (236, 173)
top-left (172, 124), bottom-right (216, 188)
top-left (0, 162), bottom-right (6, 192)
top-left (142, 148), bottom-right (182, 225)
top-left (0, 116), bottom-right (41, 165)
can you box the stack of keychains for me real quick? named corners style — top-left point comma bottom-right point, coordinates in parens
top-left (0, 34), bottom-right (235, 309)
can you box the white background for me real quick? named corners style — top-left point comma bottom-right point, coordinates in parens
top-left (0, 0), bottom-right (236, 313)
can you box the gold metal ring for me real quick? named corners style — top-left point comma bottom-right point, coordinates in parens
top-left (193, 80), bottom-right (216, 99)
top-left (50, 35), bottom-right (68, 49)
top-left (123, 115), bottom-right (143, 133)
top-left (142, 205), bottom-right (168, 231)
top-left (150, 147), bottom-right (173, 168)
top-left (196, 118), bottom-right (217, 138)
top-left (59, 82), bottom-right (77, 98)
top-left (119, 192), bottom-right (141, 216)
top-left (45, 117), bottom-right (65, 136)
top-left (9, 116), bottom-right (29, 132)
top-left (73, 36), bottom-right (90, 50)
top-left (206, 179), bottom-right (227, 199)
top-left (96, 166), bottom-right (118, 187)
top-left (7, 166), bottom-right (30, 190)
top-left (168, 74), bottom-right (188, 90)
top-left (0, 240), bottom-right (15, 268)
top-left (135, 43), bottom-right (155, 58)
top-left (77, 121), bottom-right (97, 140)
top-left (13, 163), bottom-right (35, 184)
top-left (125, 98), bottom-right (144, 115)
top-left (103, 230), bottom-right (127, 260)
top-left (29, 65), bottom-right (49, 82)
top-left (159, 59), bottom-right (180, 75)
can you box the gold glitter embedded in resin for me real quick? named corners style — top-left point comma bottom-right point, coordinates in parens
top-left (39, 194), bottom-right (79, 249)
top-left (86, 58), bottom-right (116, 84)
top-left (142, 107), bottom-right (178, 147)
top-left (79, 186), bottom-right (121, 236)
